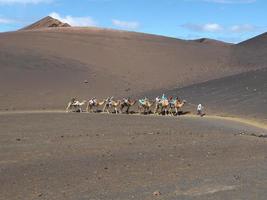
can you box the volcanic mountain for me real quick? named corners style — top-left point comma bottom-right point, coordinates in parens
top-left (21, 16), bottom-right (71, 30)
top-left (0, 16), bottom-right (266, 121)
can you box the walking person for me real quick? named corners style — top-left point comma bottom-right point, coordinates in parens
top-left (197, 103), bottom-right (204, 116)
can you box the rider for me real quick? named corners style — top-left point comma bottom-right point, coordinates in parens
top-left (108, 96), bottom-right (114, 107)
top-left (155, 96), bottom-right (161, 103)
top-left (139, 97), bottom-right (148, 104)
top-left (123, 97), bottom-right (129, 104)
top-left (169, 96), bottom-right (174, 108)
top-left (89, 97), bottom-right (96, 105)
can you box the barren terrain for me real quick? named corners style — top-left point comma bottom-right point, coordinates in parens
top-left (0, 112), bottom-right (267, 200)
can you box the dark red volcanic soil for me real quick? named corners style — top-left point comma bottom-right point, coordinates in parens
top-left (229, 33), bottom-right (267, 70)
top-left (0, 113), bottom-right (267, 200)
top-left (0, 28), bottom-right (258, 110)
top-left (0, 17), bottom-right (266, 118)
top-left (163, 67), bottom-right (267, 123)
top-left (1, 17), bottom-right (267, 200)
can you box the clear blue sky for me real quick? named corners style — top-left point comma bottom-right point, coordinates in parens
top-left (0, 0), bottom-right (266, 43)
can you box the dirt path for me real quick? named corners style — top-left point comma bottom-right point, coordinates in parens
top-left (0, 113), bottom-right (267, 200)
top-left (1, 110), bottom-right (267, 130)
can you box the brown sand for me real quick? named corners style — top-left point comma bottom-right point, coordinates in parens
top-left (1, 26), bottom-right (265, 110)
top-left (0, 112), bottom-right (267, 200)
top-left (1, 18), bottom-right (267, 200)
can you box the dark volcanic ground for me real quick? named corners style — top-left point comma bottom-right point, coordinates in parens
top-left (163, 67), bottom-right (267, 123)
top-left (1, 112), bottom-right (267, 200)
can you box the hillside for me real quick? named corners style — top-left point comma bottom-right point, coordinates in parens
top-left (163, 67), bottom-right (267, 123)
top-left (228, 32), bottom-right (267, 70)
top-left (0, 17), bottom-right (266, 110)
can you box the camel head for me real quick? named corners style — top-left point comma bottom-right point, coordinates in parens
top-left (81, 100), bottom-right (87, 105)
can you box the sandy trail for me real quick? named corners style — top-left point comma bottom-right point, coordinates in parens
top-left (1, 110), bottom-right (267, 131)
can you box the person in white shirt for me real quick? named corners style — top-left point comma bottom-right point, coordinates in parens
top-left (197, 104), bottom-right (204, 116)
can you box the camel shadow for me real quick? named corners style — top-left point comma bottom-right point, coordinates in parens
top-left (160, 111), bottom-right (191, 116)
top-left (177, 111), bottom-right (191, 116)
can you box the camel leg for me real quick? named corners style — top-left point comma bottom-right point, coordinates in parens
top-left (120, 105), bottom-right (124, 114)
top-left (86, 102), bottom-right (89, 112)
top-left (138, 106), bottom-right (142, 114)
top-left (95, 105), bottom-right (98, 113)
top-left (88, 105), bottom-right (92, 113)
top-left (66, 103), bottom-right (71, 112)
top-left (103, 104), bottom-right (107, 113)
top-left (169, 107), bottom-right (176, 116)
top-left (126, 106), bottom-right (130, 114)
top-left (154, 105), bottom-right (158, 115)
top-left (168, 107), bottom-right (172, 116)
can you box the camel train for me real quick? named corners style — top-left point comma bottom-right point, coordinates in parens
top-left (66, 94), bottom-right (186, 116)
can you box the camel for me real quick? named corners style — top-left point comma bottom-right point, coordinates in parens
top-left (154, 94), bottom-right (171, 115)
top-left (153, 97), bottom-right (162, 115)
top-left (160, 99), bottom-right (170, 115)
top-left (66, 98), bottom-right (86, 112)
top-left (86, 98), bottom-right (106, 113)
top-left (169, 99), bottom-right (186, 116)
top-left (138, 98), bottom-right (154, 114)
top-left (154, 98), bottom-right (170, 115)
top-left (103, 99), bottom-right (121, 114)
top-left (120, 98), bottom-right (136, 114)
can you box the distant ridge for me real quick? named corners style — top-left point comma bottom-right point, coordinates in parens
top-left (21, 16), bottom-right (71, 31)
top-left (192, 38), bottom-right (232, 46)
top-left (238, 32), bottom-right (267, 47)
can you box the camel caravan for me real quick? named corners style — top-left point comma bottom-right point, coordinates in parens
top-left (66, 94), bottom-right (186, 116)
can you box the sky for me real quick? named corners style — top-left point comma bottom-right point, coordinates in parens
top-left (0, 0), bottom-right (266, 43)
